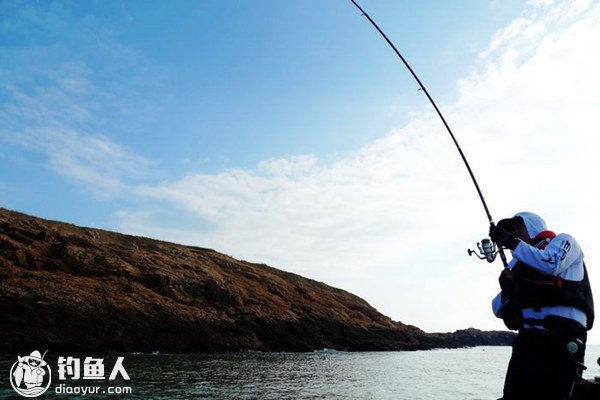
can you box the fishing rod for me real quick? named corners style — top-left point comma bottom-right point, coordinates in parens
top-left (349, 0), bottom-right (508, 268)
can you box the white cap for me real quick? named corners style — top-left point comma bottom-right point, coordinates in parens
top-left (515, 211), bottom-right (547, 238)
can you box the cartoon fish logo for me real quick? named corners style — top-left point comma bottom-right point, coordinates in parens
top-left (10, 350), bottom-right (52, 398)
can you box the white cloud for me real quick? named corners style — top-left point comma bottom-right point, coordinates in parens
top-left (0, 47), bottom-right (152, 196)
top-left (529, 0), bottom-right (555, 7)
top-left (120, 0), bottom-right (600, 342)
top-left (0, 123), bottom-right (151, 197)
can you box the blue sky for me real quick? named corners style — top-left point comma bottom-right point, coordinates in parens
top-left (2, 0), bottom-right (523, 224)
top-left (3, 0), bottom-right (600, 345)
top-left (0, 0), bottom-right (526, 252)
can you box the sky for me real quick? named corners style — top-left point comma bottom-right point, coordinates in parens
top-left (2, 0), bottom-right (600, 345)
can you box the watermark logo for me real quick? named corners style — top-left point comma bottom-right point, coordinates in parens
top-left (57, 356), bottom-right (130, 381)
top-left (9, 351), bottom-right (132, 397)
top-left (9, 350), bottom-right (52, 398)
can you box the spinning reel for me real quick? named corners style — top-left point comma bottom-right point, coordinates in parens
top-left (468, 238), bottom-right (499, 263)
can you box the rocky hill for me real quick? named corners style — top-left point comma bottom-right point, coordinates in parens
top-left (0, 208), bottom-right (513, 353)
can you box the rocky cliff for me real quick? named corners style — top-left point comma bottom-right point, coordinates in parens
top-left (0, 208), bottom-right (514, 353)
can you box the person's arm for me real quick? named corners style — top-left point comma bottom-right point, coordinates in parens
top-left (512, 233), bottom-right (582, 276)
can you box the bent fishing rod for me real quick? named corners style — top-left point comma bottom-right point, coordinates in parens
top-left (349, 0), bottom-right (508, 268)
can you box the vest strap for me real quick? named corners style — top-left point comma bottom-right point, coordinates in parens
top-left (522, 315), bottom-right (586, 339)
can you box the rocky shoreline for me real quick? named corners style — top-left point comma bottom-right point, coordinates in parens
top-left (0, 208), bottom-right (514, 353)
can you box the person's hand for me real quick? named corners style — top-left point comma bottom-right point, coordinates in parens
top-left (489, 224), bottom-right (520, 250)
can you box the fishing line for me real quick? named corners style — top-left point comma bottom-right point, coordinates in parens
top-left (349, 0), bottom-right (508, 267)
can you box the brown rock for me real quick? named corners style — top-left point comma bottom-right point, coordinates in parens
top-left (0, 208), bottom-right (514, 353)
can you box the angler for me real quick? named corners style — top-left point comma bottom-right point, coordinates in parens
top-left (490, 212), bottom-right (594, 399)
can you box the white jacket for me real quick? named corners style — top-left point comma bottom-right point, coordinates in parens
top-left (491, 212), bottom-right (587, 329)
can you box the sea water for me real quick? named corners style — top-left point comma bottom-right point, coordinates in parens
top-left (1, 345), bottom-right (599, 399)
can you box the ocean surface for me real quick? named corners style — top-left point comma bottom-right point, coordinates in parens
top-left (1, 345), bottom-right (599, 399)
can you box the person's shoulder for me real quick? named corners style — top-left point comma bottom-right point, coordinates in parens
top-left (552, 232), bottom-right (577, 242)
top-left (551, 232), bottom-right (582, 250)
